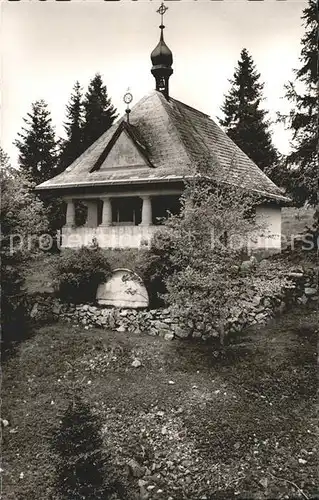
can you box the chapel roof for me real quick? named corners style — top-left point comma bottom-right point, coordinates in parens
top-left (36, 90), bottom-right (290, 203)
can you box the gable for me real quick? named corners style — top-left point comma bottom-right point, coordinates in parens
top-left (99, 129), bottom-right (149, 170)
top-left (90, 120), bottom-right (154, 173)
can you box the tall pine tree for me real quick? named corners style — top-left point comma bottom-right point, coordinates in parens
top-left (59, 81), bottom-right (85, 170)
top-left (15, 100), bottom-right (59, 185)
top-left (15, 101), bottom-right (64, 234)
top-left (280, 0), bottom-right (318, 207)
top-left (220, 49), bottom-right (279, 175)
top-left (82, 73), bottom-right (118, 150)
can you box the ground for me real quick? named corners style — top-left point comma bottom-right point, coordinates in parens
top-left (2, 305), bottom-right (318, 500)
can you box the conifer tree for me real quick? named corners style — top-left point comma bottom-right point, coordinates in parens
top-left (15, 101), bottom-right (65, 234)
top-left (51, 396), bottom-right (126, 500)
top-left (82, 73), bottom-right (118, 150)
top-left (220, 49), bottom-right (279, 174)
top-left (59, 81), bottom-right (85, 170)
top-left (15, 100), bottom-right (59, 185)
top-left (280, 0), bottom-right (318, 207)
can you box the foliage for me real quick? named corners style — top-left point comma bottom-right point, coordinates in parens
top-left (279, 0), bottom-right (318, 206)
top-left (158, 174), bottom-right (264, 341)
top-left (51, 246), bottom-right (112, 303)
top-left (136, 231), bottom-right (176, 308)
top-left (82, 73), bottom-right (118, 150)
top-left (1, 158), bottom-right (49, 250)
top-left (14, 100), bottom-right (65, 233)
top-left (14, 100), bottom-right (59, 185)
top-left (51, 396), bottom-right (124, 500)
top-left (59, 81), bottom-right (85, 171)
top-left (1, 149), bottom-right (49, 351)
top-left (220, 49), bottom-right (279, 177)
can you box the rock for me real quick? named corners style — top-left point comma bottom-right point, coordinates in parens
top-left (153, 321), bottom-right (170, 331)
top-left (131, 358), bottom-right (142, 368)
top-left (288, 272), bottom-right (304, 278)
top-left (52, 302), bottom-right (62, 315)
top-left (164, 333), bottom-right (174, 341)
top-left (148, 329), bottom-right (157, 337)
top-left (30, 303), bottom-right (39, 319)
top-left (116, 325), bottom-right (126, 332)
top-left (240, 256), bottom-right (257, 273)
top-left (174, 326), bottom-right (189, 339)
top-left (297, 294), bottom-right (308, 305)
top-left (298, 458), bottom-right (307, 465)
top-left (127, 458), bottom-right (145, 478)
top-left (304, 287), bottom-right (317, 296)
top-left (255, 312), bottom-right (268, 323)
top-left (192, 330), bottom-right (202, 339)
top-left (1, 419), bottom-right (9, 427)
top-left (252, 295), bottom-right (262, 306)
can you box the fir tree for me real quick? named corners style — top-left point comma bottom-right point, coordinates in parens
top-left (59, 81), bottom-right (85, 170)
top-left (15, 101), bottom-right (65, 234)
top-left (51, 396), bottom-right (125, 500)
top-left (82, 73), bottom-right (118, 150)
top-left (280, 0), bottom-right (318, 207)
top-left (15, 100), bottom-right (59, 185)
top-left (220, 49), bottom-right (279, 175)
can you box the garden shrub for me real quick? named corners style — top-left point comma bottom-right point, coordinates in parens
top-left (135, 230), bottom-right (176, 308)
top-left (1, 251), bottom-right (30, 356)
top-left (51, 246), bottom-right (112, 303)
top-left (1, 159), bottom-right (48, 354)
top-left (160, 174), bottom-right (264, 343)
top-left (101, 248), bottom-right (141, 273)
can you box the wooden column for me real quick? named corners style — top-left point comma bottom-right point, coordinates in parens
top-left (65, 198), bottom-right (75, 227)
top-left (140, 195), bottom-right (152, 226)
top-left (100, 197), bottom-right (112, 226)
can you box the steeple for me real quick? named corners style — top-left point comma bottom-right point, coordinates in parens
top-left (151, 3), bottom-right (173, 99)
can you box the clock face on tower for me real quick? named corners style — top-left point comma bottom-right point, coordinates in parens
top-left (123, 92), bottom-right (133, 105)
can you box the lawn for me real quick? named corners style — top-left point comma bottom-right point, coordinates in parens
top-left (2, 305), bottom-right (318, 500)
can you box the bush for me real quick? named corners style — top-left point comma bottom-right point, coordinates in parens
top-left (51, 246), bottom-right (112, 303)
top-left (1, 251), bottom-right (30, 356)
top-left (136, 230), bottom-right (176, 308)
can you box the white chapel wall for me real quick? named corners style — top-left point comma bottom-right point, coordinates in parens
top-left (248, 204), bottom-right (282, 252)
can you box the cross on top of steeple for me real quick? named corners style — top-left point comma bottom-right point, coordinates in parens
top-left (151, 2), bottom-right (173, 99)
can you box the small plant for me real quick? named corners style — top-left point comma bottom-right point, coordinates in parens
top-left (51, 246), bottom-right (112, 303)
top-left (51, 396), bottom-right (125, 500)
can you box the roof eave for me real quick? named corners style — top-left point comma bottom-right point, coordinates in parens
top-left (35, 176), bottom-right (291, 204)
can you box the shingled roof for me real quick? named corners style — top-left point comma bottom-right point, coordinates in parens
top-left (36, 90), bottom-right (289, 203)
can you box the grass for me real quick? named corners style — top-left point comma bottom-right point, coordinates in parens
top-left (2, 305), bottom-right (318, 500)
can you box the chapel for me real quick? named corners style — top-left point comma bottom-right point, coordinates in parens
top-left (36, 4), bottom-right (289, 252)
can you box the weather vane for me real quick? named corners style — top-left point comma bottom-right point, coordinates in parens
top-left (157, 2), bottom-right (168, 27)
top-left (123, 88), bottom-right (133, 123)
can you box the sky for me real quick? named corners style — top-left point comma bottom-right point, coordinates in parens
top-left (1, 0), bottom-right (308, 166)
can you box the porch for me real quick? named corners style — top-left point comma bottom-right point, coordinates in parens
top-left (61, 192), bottom-right (181, 249)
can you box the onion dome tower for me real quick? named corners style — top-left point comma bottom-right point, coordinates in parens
top-left (151, 3), bottom-right (173, 99)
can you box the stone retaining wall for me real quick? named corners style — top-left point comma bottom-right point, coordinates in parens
top-left (25, 268), bottom-right (318, 342)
